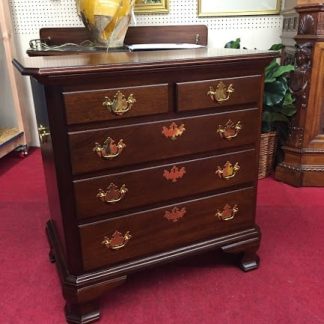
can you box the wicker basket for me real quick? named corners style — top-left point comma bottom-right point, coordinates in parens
top-left (258, 131), bottom-right (278, 179)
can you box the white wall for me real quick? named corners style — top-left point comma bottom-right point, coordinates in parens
top-left (9, 0), bottom-right (283, 146)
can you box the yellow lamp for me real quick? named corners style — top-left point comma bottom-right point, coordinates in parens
top-left (76, 0), bottom-right (135, 48)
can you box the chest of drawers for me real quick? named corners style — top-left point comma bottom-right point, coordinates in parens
top-left (14, 47), bottom-right (275, 323)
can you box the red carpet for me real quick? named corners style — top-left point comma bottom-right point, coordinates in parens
top-left (0, 148), bottom-right (323, 324)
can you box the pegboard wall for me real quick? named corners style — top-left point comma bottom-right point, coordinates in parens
top-left (9, 0), bottom-right (283, 47)
top-left (7, 0), bottom-right (284, 146)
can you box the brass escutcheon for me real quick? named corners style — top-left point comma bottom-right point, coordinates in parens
top-left (101, 230), bottom-right (132, 250)
top-left (38, 124), bottom-right (50, 144)
top-left (164, 207), bottom-right (187, 222)
top-left (163, 165), bottom-right (186, 182)
top-left (217, 120), bottom-right (242, 140)
top-left (162, 122), bottom-right (186, 140)
top-left (103, 91), bottom-right (136, 116)
top-left (93, 137), bottom-right (126, 160)
top-left (215, 161), bottom-right (240, 180)
top-left (215, 204), bottom-right (239, 221)
top-left (97, 183), bottom-right (128, 204)
top-left (207, 82), bottom-right (234, 103)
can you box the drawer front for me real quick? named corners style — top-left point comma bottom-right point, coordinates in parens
top-left (74, 149), bottom-right (256, 219)
top-left (177, 75), bottom-right (261, 112)
top-left (64, 84), bottom-right (169, 125)
top-left (80, 187), bottom-right (256, 271)
top-left (80, 188), bottom-right (255, 270)
top-left (69, 108), bottom-right (259, 175)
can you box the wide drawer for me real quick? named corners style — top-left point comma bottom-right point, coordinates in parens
top-left (69, 108), bottom-right (259, 175)
top-left (63, 83), bottom-right (169, 125)
top-left (176, 75), bottom-right (261, 112)
top-left (74, 149), bottom-right (256, 219)
top-left (80, 187), bottom-right (256, 271)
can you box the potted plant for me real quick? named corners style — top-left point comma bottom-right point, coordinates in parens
top-left (260, 50), bottom-right (296, 178)
top-left (225, 40), bottom-right (296, 178)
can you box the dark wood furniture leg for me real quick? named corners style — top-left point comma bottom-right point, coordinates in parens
top-left (46, 220), bottom-right (127, 323)
top-left (65, 300), bottom-right (100, 324)
top-left (221, 227), bottom-right (261, 272)
top-left (239, 245), bottom-right (260, 271)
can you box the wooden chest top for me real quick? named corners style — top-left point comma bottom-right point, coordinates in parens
top-left (14, 47), bottom-right (276, 78)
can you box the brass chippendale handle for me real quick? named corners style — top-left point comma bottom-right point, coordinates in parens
top-left (163, 165), bottom-right (186, 182)
top-left (164, 207), bottom-right (186, 222)
top-left (207, 81), bottom-right (234, 103)
top-left (217, 120), bottom-right (242, 140)
top-left (103, 91), bottom-right (136, 116)
top-left (162, 122), bottom-right (186, 140)
top-left (97, 183), bottom-right (128, 204)
top-left (215, 161), bottom-right (240, 180)
top-left (215, 204), bottom-right (239, 221)
top-left (38, 124), bottom-right (50, 144)
top-left (93, 137), bottom-right (126, 160)
top-left (102, 230), bottom-right (132, 250)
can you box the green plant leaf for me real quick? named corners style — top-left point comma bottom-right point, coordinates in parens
top-left (269, 112), bottom-right (290, 123)
top-left (265, 60), bottom-right (280, 83)
top-left (272, 64), bottom-right (294, 78)
top-left (280, 104), bottom-right (297, 117)
top-left (269, 44), bottom-right (284, 51)
top-left (264, 80), bottom-right (288, 106)
top-left (270, 103), bottom-right (296, 117)
top-left (265, 62), bottom-right (294, 83)
top-left (283, 91), bottom-right (295, 106)
top-left (224, 38), bottom-right (241, 49)
top-left (262, 110), bottom-right (272, 122)
top-left (263, 110), bottom-right (289, 123)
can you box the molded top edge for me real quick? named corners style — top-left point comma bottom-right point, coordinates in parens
top-left (13, 47), bottom-right (278, 77)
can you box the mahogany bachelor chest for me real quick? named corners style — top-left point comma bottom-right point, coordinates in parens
top-left (14, 47), bottom-right (275, 323)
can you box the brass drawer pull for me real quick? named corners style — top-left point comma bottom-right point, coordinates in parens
top-left (207, 81), bottom-right (234, 103)
top-left (93, 137), bottom-right (126, 159)
top-left (164, 207), bottom-right (186, 222)
top-left (103, 91), bottom-right (136, 116)
top-left (97, 183), bottom-right (128, 204)
top-left (102, 230), bottom-right (132, 250)
top-left (162, 122), bottom-right (186, 140)
top-left (163, 165), bottom-right (186, 182)
top-left (38, 124), bottom-right (50, 144)
top-left (216, 204), bottom-right (239, 221)
top-left (217, 120), bottom-right (242, 140)
top-left (215, 161), bottom-right (240, 180)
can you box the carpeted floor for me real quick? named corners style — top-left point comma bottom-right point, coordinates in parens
top-left (0, 148), bottom-right (323, 324)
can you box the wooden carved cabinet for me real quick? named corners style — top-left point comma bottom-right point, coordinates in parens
top-left (276, 3), bottom-right (324, 186)
top-left (14, 48), bottom-right (275, 323)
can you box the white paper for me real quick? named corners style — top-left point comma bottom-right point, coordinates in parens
top-left (127, 43), bottom-right (206, 51)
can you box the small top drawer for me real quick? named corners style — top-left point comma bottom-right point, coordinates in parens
top-left (176, 75), bottom-right (261, 112)
top-left (63, 83), bottom-right (169, 125)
